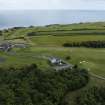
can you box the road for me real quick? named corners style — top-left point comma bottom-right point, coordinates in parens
top-left (90, 72), bottom-right (105, 81)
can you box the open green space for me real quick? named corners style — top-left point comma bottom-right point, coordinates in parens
top-left (0, 22), bottom-right (105, 105)
top-left (0, 47), bottom-right (105, 77)
top-left (30, 35), bottom-right (105, 46)
top-left (0, 22), bottom-right (105, 78)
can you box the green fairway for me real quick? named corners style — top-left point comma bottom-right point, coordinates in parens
top-left (0, 51), bottom-right (51, 70)
top-left (0, 22), bottom-right (105, 78)
top-left (30, 47), bottom-right (105, 77)
top-left (30, 35), bottom-right (105, 46)
top-left (3, 22), bottom-right (105, 40)
top-left (0, 47), bottom-right (105, 77)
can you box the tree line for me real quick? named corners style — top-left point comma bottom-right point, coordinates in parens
top-left (0, 64), bottom-right (89, 105)
top-left (63, 41), bottom-right (105, 48)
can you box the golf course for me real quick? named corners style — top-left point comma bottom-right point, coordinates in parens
top-left (0, 22), bottom-right (105, 105)
top-left (0, 22), bottom-right (105, 77)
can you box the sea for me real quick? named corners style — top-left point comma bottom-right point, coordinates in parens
top-left (0, 10), bottom-right (105, 29)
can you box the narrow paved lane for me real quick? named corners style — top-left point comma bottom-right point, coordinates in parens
top-left (90, 72), bottom-right (105, 81)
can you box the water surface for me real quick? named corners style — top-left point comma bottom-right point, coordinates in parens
top-left (0, 10), bottom-right (105, 29)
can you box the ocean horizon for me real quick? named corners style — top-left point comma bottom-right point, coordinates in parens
top-left (0, 10), bottom-right (105, 29)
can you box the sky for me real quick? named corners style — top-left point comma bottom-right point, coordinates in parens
top-left (0, 0), bottom-right (105, 10)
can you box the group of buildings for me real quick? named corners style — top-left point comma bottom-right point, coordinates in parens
top-left (0, 42), bottom-right (27, 52)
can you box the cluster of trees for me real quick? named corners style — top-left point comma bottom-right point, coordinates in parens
top-left (76, 86), bottom-right (105, 105)
top-left (12, 27), bottom-right (25, 30)
top-left (63, 41), bottom-right (105, 48)
top-left (0, 64), bottom-right (89, 105)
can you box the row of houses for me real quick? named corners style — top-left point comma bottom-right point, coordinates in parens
top-left (0, 42), bottom-right (27, 52)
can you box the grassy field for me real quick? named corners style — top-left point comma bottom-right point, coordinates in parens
top-left (30, 47), bottom-right (105, 77)
top-left (2, 22), bottom-right (105, 39)
top-left (0, 22), bottom-right (105, 76)
top-left (0, 22), bottom-right (105, 77)
top-left (30, 35), bottom-right (105, 46)
top-left (0, 51), bottom-right (50, 70)
top-left (0, 22), bottom-right (105, 105)
top-left (0, 47), bottom-right (105, 77)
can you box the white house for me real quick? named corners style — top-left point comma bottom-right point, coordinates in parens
top-left (51, 58), bottom-right (57, 64)
top-left (50, 57), bottom-right (64, 66)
